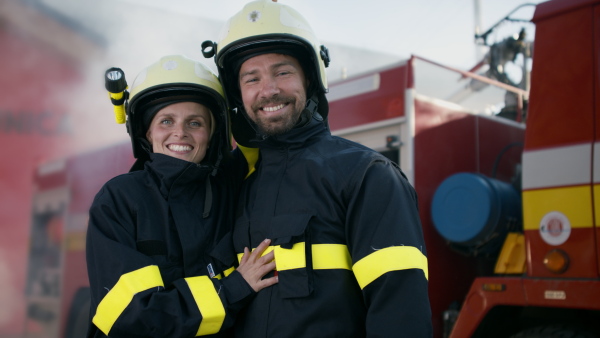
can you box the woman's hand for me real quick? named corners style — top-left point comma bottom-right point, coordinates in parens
top-left (236, 239), bottom-right (278, 292)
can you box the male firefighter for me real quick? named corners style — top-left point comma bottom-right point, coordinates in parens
top-left (203, 0), bottom-right (432, 336)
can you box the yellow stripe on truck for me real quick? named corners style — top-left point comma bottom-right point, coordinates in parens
top-left (522, 185), bottom-right (593, 230)
top-left (594, 185), bottom-right (600, 226)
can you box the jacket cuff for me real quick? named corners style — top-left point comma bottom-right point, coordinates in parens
top-left (221, 270), bottom-right (256, 305)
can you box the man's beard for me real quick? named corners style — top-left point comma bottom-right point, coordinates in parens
top-left (247, 94), bottom-right (306, 136)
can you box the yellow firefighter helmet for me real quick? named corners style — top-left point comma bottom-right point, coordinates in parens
top-left (202, 0), bottom-right (330, 146)
top-left (105, 55), bottom-right (230, 170)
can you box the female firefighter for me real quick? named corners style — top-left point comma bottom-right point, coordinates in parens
top-left (86, 55), bottom-right (277, 337)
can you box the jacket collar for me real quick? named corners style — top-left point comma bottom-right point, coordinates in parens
top-left (259, 116), bottom-right (329, 150)
top-left (145, 153), bottom-right (211, 198)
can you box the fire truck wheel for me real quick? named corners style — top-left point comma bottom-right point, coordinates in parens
top-left (510, 324), bottom-right (597, 338)
top-left (65, 287), bottom-right (91, 338)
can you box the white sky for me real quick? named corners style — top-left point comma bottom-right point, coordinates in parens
top-left (117, 0), bottom-right (543, 69)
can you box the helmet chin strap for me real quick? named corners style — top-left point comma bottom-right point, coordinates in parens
top-left (297, 93), bottom-right (322, 127)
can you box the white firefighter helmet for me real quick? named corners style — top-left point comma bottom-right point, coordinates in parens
top-left (123, 55), bottom-right (230, 170)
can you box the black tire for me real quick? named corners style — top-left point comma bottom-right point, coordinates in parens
top-left (510, 324), bottom-right (597, 338)
top-left (65, 287), bottom-right (91, 338)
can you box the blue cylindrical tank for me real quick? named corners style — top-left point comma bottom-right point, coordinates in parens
top-left (431, 172), bottom-right (521, 256)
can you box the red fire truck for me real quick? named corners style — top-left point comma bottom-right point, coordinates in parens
top-left (25, 142), bottom-right (134, 338)
top-left (328, 0), bottom-right (600, 335)
top-left (22, 0), bottom-right (600, 336)
top-left (446, 0), bottom-right (600, 335)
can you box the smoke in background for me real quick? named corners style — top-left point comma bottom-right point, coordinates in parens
top-left (38, 0), bottom-right (227, 154)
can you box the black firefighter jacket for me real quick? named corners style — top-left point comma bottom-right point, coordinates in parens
top-left (86, 153), bottom-right (252, 337)
top-left (233, 117), bottom-right (433, 337)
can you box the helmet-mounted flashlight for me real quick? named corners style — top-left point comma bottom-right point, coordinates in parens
top-left (105, 67), bottom-right (129, 124)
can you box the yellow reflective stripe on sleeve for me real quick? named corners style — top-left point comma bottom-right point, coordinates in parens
top-left (353, 246), bottom-right (428, 289)
top-left (236, 243), bottom-right (351, 271)
top-left (185, 276), bottom-right (225, 336)
top-left (312, 244), bottom-right (352, 270)
top-left (236, 144), bottom-right (259, 179)
top-left (92, 265), bottom-right (164, 335)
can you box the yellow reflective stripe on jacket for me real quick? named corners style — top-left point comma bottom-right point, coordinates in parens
top-left (275, 242), bottom-right (306, 270)
top-left (236, 144), bottom-right (259, 179)
top-left (213, 266), bottom-right (236, 280)
top-left (92, 265), bottom-right (164, 335)
top-left (185, 276), bottom-right (225, 336)
top-left (222, 266), bottom-right (235, 277)
top-left (236, 243), bottom-right (352, 271)
top-left (312, 244), bottom-right (352, 270)
top-left (353, 246), bottom-right (428, 289)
